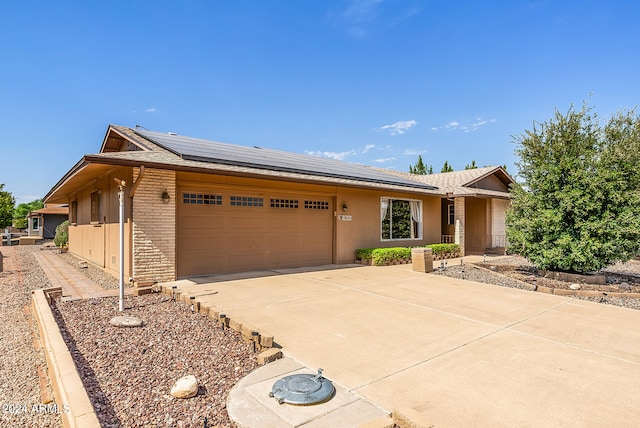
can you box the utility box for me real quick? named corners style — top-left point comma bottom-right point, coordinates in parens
top-left (411, 248), bottom-right (433, 273)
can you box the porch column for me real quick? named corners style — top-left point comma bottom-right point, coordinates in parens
top-left (454, 197), bottom-right (465, 256)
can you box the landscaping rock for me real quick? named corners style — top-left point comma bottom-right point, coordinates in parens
top-left (569, 283), bottom-right (581, 290)
top-left (109, 315), bottom-right (144, 328)
top-left (619, 282), bottom-right (632, 291)
top-left (170, 375), bottom-right (198, 399)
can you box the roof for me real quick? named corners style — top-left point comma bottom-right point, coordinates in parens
top-left (377, 166), bottom-right (514, 198)
top-left (133, 129), bottom-right (438, 191)
top-left (27, 205), bottom-right (69, 217)
top-left (44, 124), bottom-right (512, 203)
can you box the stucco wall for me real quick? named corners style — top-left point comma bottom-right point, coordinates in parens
top-left (67, 166), bottom-right (132, 279)
top-left (335, 188), bottom-right (440, 263)
top-left (132, 168), bottom-right (176, 283)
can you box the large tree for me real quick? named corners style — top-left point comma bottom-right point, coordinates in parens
top-left (441, 160), bottom-right (453, 173)
top-left (409, 155), bottom-right (432, 175)
top-left (0, 184), bottom-right (15, 228)
top-left (13, 199), bottom-right (44, 229)
top-left (506, 104), bottom-right (640, 272)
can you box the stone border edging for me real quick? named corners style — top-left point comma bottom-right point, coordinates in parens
top-left (470, 263), bottom-right (640, 299)
top-left (31, 287), bottom-right (100, 428)
top-left (160, 285), bottom-right (275, 351)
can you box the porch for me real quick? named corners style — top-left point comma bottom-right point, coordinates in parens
top-left (440, 196), bottom-right (509, 255)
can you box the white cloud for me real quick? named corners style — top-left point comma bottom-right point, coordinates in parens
top-left (433, 117), bottom-right (496, 132)
top-left (145, 108), bottom-right (158, 113)
top-left (306, 149), bottom-right (356, 161)
top-left (362, 144), bottom-right (376, 153)
top-left (373, 157), bottom-right (396, 163)
top-left (403, 149), bottom-right (428, 156)
top-left (378, 120), bottom-right (417, 136)
top-left (343, 0), bottom-right (384, 23)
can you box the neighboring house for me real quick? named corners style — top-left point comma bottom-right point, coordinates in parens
top-left (44, 125), bottom-right (513, 284)
top-left (26, 205), bottom-right (69, 239)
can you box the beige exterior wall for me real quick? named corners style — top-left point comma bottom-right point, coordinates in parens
top-left (473, 175), bottom-right (509, 192)
top-left (132, 168), bottom-right (176, 283)
top-left (67, 166), bottom-right (133, 279)
top-left (335, 188), bottom-right (440, 263)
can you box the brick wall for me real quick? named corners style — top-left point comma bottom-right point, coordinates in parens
top-left (132, 168), bottom-right (176, 283)
top-left (454, 197), bottom-right (465, 256)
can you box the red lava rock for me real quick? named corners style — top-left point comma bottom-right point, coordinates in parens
top-left (51, 293), bottom-right (259, 427)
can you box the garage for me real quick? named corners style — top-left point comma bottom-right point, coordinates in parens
top-left (177, 186), bottom-right (334, 276)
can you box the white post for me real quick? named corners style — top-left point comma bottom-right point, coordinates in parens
top-left (116, 179), bottom-right (126, 312)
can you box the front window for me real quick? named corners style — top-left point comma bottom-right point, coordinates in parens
top-left (381, 197), bottom-right (422, 240)
top-left (32, 217), bottom-right (40, 231)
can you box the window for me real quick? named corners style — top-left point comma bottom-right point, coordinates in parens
top-left (230, 196), bottom-right (263, 207)
top-left (32, 217), bottom-right (40, 231)
top-left (183, 193), bottom-right (222, 205)
top-left (270, 199), bottom-right (298, 208)
top-left (381, 197), bottom-right (422, 240)
top-left (70, 200), bottom-right (78, 224)
top-left (90, 190), bottom-right (102, 223)
top-left (447, 204), bottom-right (455, 225)
top-left (304, 200), bottom-right (329, 210)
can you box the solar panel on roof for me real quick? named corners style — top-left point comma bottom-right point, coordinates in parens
top-left (135, 130), bottom-right (438, 191)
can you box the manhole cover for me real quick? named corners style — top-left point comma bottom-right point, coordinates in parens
top-left (269, 369), bottom-right (335, 405)
top-left (109, 316), bottom-right (144, 328)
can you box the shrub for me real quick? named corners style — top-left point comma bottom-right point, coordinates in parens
top-left (371, 247), bottom-right (412, 266)
top-left (355, 248), bottom-right (374, 261)
top-left (54, 220), bottom-right (69, 247)
top-left (426, 243), bottom-right (460, 256)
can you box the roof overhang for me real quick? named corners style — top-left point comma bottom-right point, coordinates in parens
top-left (43, 159), bottom-right (120, 204)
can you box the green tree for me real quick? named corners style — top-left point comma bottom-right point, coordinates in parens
top-left (465, 160), bottom-right (477, 170)
top-left (409, 155), bottom-right (432, 175)
top-left (13, 199), bottom-right (44, 229)
top-left (0, 184), bottom-right (15, 228)
top-left (441, 160), bottom-right (453, 173)
top-left (506, 104), bottom-right (640, 273)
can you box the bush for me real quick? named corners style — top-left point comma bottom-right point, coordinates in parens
top-left (355, 248), bottom-right (374, 261)
top-left (54, 220), bottom-right (69, 247)
top-left (426, 243), bottom-right (460, 256)
top-left (356, 244), bottom-right (461, 265)
top-left (371, 247), bottom-right (412, 266)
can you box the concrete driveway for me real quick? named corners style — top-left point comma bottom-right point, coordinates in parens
top-left (169, 263), bottom-right (640, 426)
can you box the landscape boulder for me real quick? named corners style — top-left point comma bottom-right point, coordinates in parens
top-left (170, 375), bottom-right (198, 399)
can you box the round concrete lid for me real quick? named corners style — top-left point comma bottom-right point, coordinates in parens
top-left (269, 369), bottom-right (335, 405)
top-left (109, 316), bottom-right (144, 328)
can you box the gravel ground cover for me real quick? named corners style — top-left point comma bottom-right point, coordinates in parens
top-left (51, 293), bottom-right (259, 428)
top-left (0, 246), bottom-right (61, 428)
top-left (433, 255), bottom-right (640, 311)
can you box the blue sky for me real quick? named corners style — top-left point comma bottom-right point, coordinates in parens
top-left (1, 1), bottom-right (639, 205)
